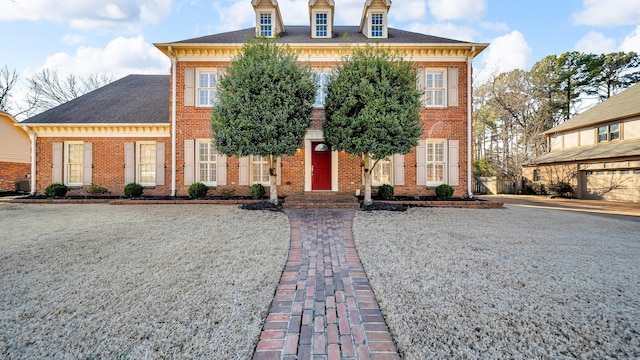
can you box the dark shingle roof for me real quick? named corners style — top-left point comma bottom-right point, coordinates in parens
top-left (169, 26), bottom-right (469, 45)
top-left (22, 75), bottom-right (169, 124)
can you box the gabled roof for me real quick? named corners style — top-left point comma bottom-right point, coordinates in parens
top-left (359, 0), bottom-right (392, 33)
top-left (159, 25), bottom-right (472, 46)
top-left (21, 75), bottom-right (169, 125)
top-left (544, 83), bottom-right (640, 134)
top-left (527, 139), bottom-right (640, 165)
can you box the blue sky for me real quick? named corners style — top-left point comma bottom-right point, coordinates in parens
top-left (1, 0), bottom-right (639, 94)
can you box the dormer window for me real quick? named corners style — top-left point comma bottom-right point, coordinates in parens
top-left (315, 13), bottom-right (328, 37)
top-left (259, 13), bottom-right (273, 37)
top-left (371, 13), bottom-right (383, 37)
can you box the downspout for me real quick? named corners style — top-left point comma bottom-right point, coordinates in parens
top-left (467, 46), bottom-right (475, 198)
top-left (169, 46), bottom-right (177, 197)
top-left (22, 126), bottom-right (37, 195)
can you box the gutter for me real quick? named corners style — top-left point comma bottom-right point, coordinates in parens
top-left (467, 47), bottom-right (475, 198)
top-left (169, 46), bottom-right (177, 197)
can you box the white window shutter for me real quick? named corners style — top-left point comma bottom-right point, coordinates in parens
top-left (448, 68), bottom-right (459, 107)
top-left (52, 142), bottom-right (63, 184)
top-left (276, 157), bottom-right (281, 186)
top-left (124, 142), bottom-right (135, 184)
top-left (184, 68), bottom-right (195, 106)
top-left (416, 68), bottom-right (426, 105)
top-left (82, 142), bottom-right (92, 185)
top-left (217, 155), bottom-right (227, 186)
top-left (238, 157), bottom-right (249, 185)
top-left (393, 154), bottom-right (404, 186)
top-left (155, 142), bottom-right (165, 186)
top-left (448, 140), bottom-right (459, 186)
top-left (416, 140), bottom-right (426, 186)
top-left (184, 140), bottom-right (194, 186)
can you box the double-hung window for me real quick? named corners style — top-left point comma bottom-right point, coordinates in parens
top-left (533, 169), bottom-right (541, 182)
top-left (315, 13), bottom-right (328, 37)
top-left (259, 13), bottom-right (273, 37)
top-left (197, 70), bottom-right (217, 107)
top-left (252, 156), bottom-right (270, 185)
top-left (197, 140), bottom-right (217, 185)
top-left (425, 70), bottom-right (446, 107)
top-left (65, 142), bottom-right (83, 186)
top-left (371, 13), bottom-right (383, 37)
top-left (371, 158), bottom-right (392, 186)
top-left (314, 71), bottom-right (330, 107)
top-left (598, 123), bottom-right (620, 142)
top-left (137, 142), bottom-right (156, 186)
top-left (426, 140), bottom-right (446, 185)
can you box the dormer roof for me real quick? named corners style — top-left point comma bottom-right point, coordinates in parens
top-left (359, 0), bottom-right (392, 38)
top-left (308, 0), bottom-right (335, 38)
top-left (251, 0), bottom-right (285, 37)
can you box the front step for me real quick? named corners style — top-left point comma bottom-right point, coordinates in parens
top-left (283, 194), bottom-right (361, 209)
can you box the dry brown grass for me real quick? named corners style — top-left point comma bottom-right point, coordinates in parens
top-left (0, 203), bottom-right (289, 359)
top-left (354, 207), bottom-right (640, 359)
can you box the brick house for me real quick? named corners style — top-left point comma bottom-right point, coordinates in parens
top-left (20, 0), bottom-right (487, 198)
top-left (0, 111), bottom-right (30, 192)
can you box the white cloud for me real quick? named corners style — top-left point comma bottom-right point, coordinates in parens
top-left (389, 0), bottom-right (427, 22)
top-left (475, 30), bottom-right (532, 85)
top-left (0, 0), bottom-right (171, 31)
top-left (62, 34), bottom-right (88, 46)
top-left (573, 31), bottom-right (617, 54)
top-left (278, 0), bottom-right (310, 25)
top-left (37, 36), bottom-right (170, 79)
top-left (333, 0), bottom-right (365, 25)
top-left (211, 1), bottom-right (254, 33)
top-left (572, 0), bottom-right (640, 26)
top-left (406, 22), bottom-right (477, 42)
top-left (428, 0), bottom-right (486, 21)
top-left (621, 25), bottom-right (640, 52)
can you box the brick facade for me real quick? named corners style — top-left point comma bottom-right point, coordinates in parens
top-left (0, 161), bottom-right (30, 192)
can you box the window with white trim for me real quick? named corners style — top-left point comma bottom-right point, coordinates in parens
top-left (197, 70), bottom-right (217, 107)
top-left (65, 142), bottom-right (83, 186)
top-left (426, 140), bottom-right (446, 185)
top-left (314, 71), bottom-right (330, 107)
top-left (371, 158), bottom-right (392, 186)
top-left (371, 13), bottom-right (383, 38)
top-left (425, 69), bottom-right (446, 107)
top-left (251, 155), bottom-right (270, 185)
top-left (259, 13), bottom-right (273, 37)
top-left (315, 13), bottom-right (328, 37)
top-left (597, 123), bottom-right (620, 142)
top-left (197, 140), bottom-right (217, 185)
top-left (137, 142), bottom-right (156, 186)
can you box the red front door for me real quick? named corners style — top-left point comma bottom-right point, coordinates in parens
top-left (311, 142), bottom-right (332, 190)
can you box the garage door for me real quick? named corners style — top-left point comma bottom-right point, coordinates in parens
top-left (583, 169), bottom-right (640, 202)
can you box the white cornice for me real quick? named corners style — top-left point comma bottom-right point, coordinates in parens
top-left (20, 123), bottom-right (170, 138)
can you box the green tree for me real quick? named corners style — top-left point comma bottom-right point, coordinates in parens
top-left (323, 45), bottom-right (423, 205)
top-left (588, 52), bottom-right (640, 100)
top-left (211, 39), bottom-right (316, 204)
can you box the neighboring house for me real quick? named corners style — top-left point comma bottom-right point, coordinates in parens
top-left (20, 0), bottom-right (487, 198)
top-left (524, 83), bottom-right (640, 202)
top-left (0, 111), bottom-right (30, 192)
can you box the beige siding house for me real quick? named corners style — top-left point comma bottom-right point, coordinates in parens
top-left (0, 111), bottom-right (31, 192)
top-left (524, 83), bottom-right (640, 202)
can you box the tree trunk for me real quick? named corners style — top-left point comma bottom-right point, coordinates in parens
top-left (363, 153), bottom-right (373, 206)
top-left (268, 155), bottom-right (278, 205)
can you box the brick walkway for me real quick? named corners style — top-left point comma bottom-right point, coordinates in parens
top-left (253, 209), bottom-right (400, 360)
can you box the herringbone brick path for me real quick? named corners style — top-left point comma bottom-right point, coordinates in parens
top-left (253, 209), bottom-right (399, 360)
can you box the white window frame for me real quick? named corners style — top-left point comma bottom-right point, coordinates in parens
top-left (259, 12), bottom-right (273, 38)
top-left (137, 141), bottom-right (156, 186)
top-left (426, 140), bottom-right (446, 186)
top-left (370, 13), bottom-right (384, 38)
top-left (314, 71), bottom-right (330, 107)
top-left (314, 12), bottom-right (329, 38)
top-left (64, 141), bottom-right (83, 186)
top-left (251, 155), bottom-right (270, 185)
top-left (197, 139), bottom-right (218, 186)
top-left (197, 69), bottom-right (217, 107)
top-left (371, 157), bottom-right (392, 186)
top-left (425, 69), bottom-right (447, 107)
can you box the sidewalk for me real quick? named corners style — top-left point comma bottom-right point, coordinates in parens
top-left (478, 195), bottom-right (640, 218)
top-left (253, 209), bottom-right (399, 360)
